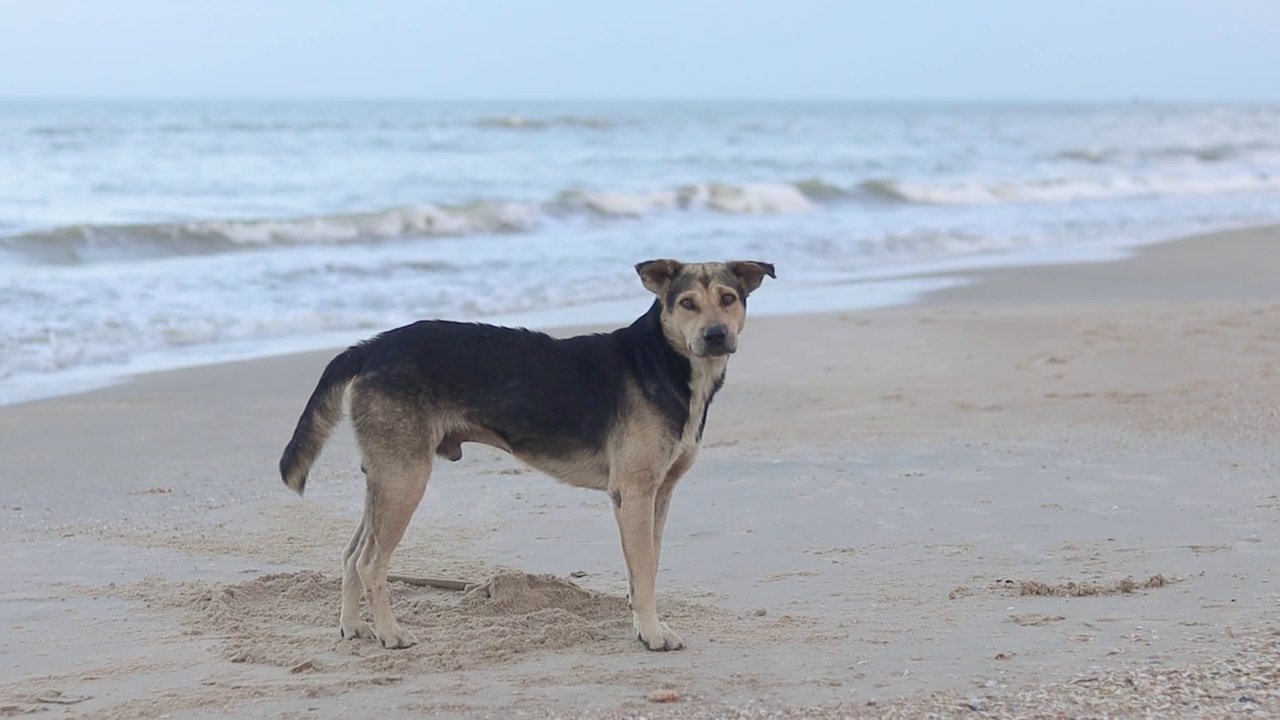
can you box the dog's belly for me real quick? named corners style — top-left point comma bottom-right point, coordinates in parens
top-left (435, 425), bottom-right (504, 458)
top-left (435, 426), bottom-right (509, 461)
top-left (514, 449), bottom-right (611, 491)
top-left (437, 425), bottom-right (611, 491)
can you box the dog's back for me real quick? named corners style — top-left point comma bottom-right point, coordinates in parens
top-left (358, 320), bottom-right (627, 451)
top-left (279, 304), bottom-right (693, 494)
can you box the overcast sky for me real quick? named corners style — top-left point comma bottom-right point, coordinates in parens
top-left (2, 0), bottom-right (1278, 101)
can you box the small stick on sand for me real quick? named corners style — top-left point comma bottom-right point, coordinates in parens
top-left (387, 574), bottom-right (473, 591)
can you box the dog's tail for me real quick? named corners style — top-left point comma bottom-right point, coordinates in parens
top-left (279, 344), bottom-right (366, 495)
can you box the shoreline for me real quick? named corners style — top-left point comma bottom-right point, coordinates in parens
top-left (2, 223), bottom-right (1279, 718)
top-left (2, 222), bottom-right (1265, 409)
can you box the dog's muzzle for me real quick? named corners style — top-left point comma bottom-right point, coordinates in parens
top-left (697, 324), bottom-right (736, 357)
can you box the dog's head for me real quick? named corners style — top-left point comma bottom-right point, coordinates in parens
top-left (635, 259), bottom-right (776, 359)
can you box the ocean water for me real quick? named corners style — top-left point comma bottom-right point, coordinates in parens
top-left (2, 100), bottom-right (1279, 404)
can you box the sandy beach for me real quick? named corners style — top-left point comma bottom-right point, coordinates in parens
top-left (2, 226), bottom-right (1278, 718)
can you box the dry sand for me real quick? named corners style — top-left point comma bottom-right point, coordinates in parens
top-left (1, 226), bottom-right (1278, 718)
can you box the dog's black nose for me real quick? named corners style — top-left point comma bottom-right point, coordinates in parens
top-left (703, 324), bottom-right (728, 345)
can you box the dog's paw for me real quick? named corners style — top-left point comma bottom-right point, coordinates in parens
top-left (377, 627), bottom-right (418, 650)
top-left (636, 621), bottom-right (684, 652)
top-left (339, 621), bottom-right (374, 641)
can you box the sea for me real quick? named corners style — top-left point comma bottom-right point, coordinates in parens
top-left (2, 100), bottom-right (1280, 404)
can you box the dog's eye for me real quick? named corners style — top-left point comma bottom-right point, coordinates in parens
top-left (721, 293), bottom-right (737, 307)
top-left (679, 298), bottom-right (697, 311)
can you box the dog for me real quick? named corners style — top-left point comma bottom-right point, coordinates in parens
top-left (278, 259), bottom-right (774, 651)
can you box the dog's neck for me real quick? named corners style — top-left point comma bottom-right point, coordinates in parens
top-left (686, 355), bottom-right (727, 445)
top-left (627, 301), bottom-right (727, 444)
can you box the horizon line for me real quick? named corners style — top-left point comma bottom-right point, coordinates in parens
top-left (1, 95), bottom-right (1277, 105)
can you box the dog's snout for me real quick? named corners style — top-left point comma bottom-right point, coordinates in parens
top-left (703, 324), bottom-right (728, 344)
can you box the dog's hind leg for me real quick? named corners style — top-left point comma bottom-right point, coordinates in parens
top-left (356, 454), bottom-right (432, 649)
top-left (338, 490), bottom-right (373, 640)
top-left (611, 466), bottom-right (685, 652)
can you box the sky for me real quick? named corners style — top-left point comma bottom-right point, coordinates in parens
top-left (2, 0), bottom-right (1278, 101)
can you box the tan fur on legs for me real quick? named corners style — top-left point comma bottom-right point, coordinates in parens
top-left (653, 452), bottom-right (694, 571)
top-left (611, 459), bottom-right (684, 652)
top-left (356, 460), bottom-right (431, 649)
top-left (339, 497), bottom-right (372, 639)
top-left (614, 487), bottom-right (683, 651)
top-left (344, 382), bottom-right (444, 649)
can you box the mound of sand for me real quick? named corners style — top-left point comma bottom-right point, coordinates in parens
top-left (119, 570), bottom-right (634, 675)
top-left (1017, 574), bottom-right (1171, 597)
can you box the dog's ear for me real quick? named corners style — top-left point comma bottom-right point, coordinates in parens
top-left (635, 259), bottom-right (684, 294)
top-left (726, 261), bottom-right (776, 296)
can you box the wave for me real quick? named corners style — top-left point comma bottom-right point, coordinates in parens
top-left (554, 182), bottom-right (817, 217)
top-left (1054, 141), bottom-right (1280, 165)
top-left (28, 125), bottom-right (99, 137)
top-left (1, 181), bottom-right (824, 265)
top-left (793, 177), bottom-right (852, 201)
top-left (27, 116), bottom-right (618, 138)
top-left (475, 115), bottom-right (615, 130)
top-left (860, 173), bottom-right (1280, 206)
top-left (0, 203), bottom-right (543, 264)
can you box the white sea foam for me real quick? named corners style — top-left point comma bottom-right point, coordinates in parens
top-left (476, 115), bottom-right (615, 129)
top-left (555, 182), bottom-right (817, 218)
top-left (862, 173), bottom-right (1280, 205)
top-left (555, 189), bottom-right (678, 217)
top-left (190, 202), bottom-right (544, 245)
top-left (1054, 141), bottom-right (1280, 165)
top-left (681, 183), bottom-right (817, 214)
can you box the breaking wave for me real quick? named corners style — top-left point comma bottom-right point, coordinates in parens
top-left (2, 181), bottom-right (826, 265)
top-left (0, 203), bottom-right (543, 264)
top-left (28, 116), bottom-right (620, 137)
top-left (475, 115), bottom-right (616, 130)
top-left (860, 173), bottom-right (1280, 206)
top-left (554, 182), bottom-right (817, 217)
top-left (1053, 141), bottom-right (1280, 165)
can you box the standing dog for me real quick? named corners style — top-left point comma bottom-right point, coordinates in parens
top-left (279, 259), bottom-right (774, 651)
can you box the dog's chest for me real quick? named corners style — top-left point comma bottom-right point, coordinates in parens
top-left (678, 360), bottom-right (726, 450)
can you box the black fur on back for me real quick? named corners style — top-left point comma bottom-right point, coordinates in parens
top-left (356, 300), bottom-right (694, 457)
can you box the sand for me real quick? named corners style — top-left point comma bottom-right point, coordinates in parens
top-left (1, 226), bottom-right (1278, 718)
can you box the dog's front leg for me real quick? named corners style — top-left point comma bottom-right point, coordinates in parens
top-left (610, 478), bottom-right (685, 651)
top-left (653, 452), bottom-right (694, 572)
